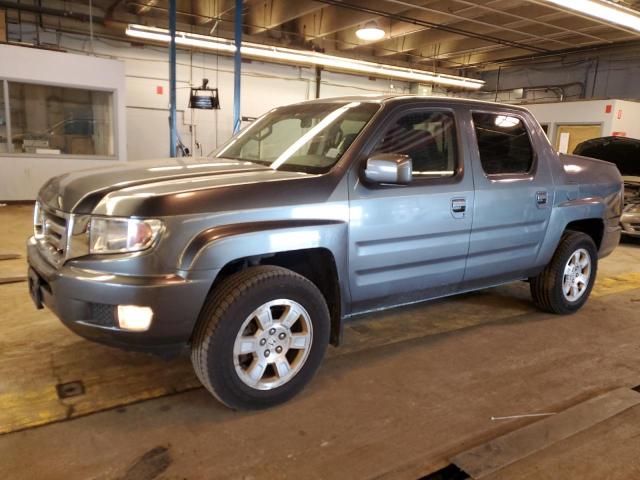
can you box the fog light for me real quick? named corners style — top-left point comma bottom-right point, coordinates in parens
top-left (117, 305), bottom-right (153, 331)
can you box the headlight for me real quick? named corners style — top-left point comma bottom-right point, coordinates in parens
top-left (89, 217), bottom-right (163, 254)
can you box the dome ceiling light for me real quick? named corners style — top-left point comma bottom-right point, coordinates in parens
top-left (355, 21), bottom-right (386, 41)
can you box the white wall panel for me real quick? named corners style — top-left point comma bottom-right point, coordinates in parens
top-left (0, 43), bottom-right (127, 200)
top-left (0, 32), bottom-right (410, 199)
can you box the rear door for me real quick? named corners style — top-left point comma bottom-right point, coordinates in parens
top-left (463, 110), bottom-right (553, 287)
top-left (347, 105), bottom-right (474, 312)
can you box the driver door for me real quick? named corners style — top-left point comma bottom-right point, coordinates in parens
top-left (347, 106), bottom-right (474, 313)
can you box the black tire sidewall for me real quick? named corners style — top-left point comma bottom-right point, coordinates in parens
top-left (205, 273), bottom-right (330, 409)
top-left (551, 234), bottom-right (598, 313)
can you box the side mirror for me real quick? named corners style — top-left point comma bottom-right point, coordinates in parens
top-left (364, 154), bottom-right (412, 185)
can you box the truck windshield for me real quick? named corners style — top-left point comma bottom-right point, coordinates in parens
top-left (212, 101), bottom-right (380, 174)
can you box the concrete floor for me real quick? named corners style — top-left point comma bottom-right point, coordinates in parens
top-left (1, 203), bottom-right (640, 479)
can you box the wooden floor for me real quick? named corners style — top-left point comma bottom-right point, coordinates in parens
top-left (2, 204), bottom-right (640, 479)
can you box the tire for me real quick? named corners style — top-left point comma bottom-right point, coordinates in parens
top-left (191, 265), bottom-right (330, 410)
top-left (530, 230), bottom-right (598, 314)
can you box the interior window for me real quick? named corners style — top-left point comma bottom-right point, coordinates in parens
top-left (372, 110), bottom-right (457, 178)
top-left (6, 81), bottom-right (114, 156)
top-left (472, 112), bottom-right (534, 175)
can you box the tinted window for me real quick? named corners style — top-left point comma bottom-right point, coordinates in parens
top-left (372, 110), bottom-right (457, 178)
top-left (472, 112), bottom-right (534, 175)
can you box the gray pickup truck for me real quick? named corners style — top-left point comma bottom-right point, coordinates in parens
top-left (27, 96), bottom-right (623, 409)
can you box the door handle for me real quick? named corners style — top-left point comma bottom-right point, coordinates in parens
top-left (536, 191), bottom-right (548, 207)
top-left (451, 198), bottom-right (466, 218)
top-left (452, 200), bottom-right (466, 213)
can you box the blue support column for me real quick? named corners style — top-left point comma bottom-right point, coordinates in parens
top-left (169, 0), bottom-right (177, 157)
top-left (232, 0), bottom-right (242, 134)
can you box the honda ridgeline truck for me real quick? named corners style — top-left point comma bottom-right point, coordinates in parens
top-left (27, 96), bottom-right (623, 409)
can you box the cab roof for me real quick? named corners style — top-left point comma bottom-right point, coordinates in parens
top-left (297, 94), bottom-right (532, 113)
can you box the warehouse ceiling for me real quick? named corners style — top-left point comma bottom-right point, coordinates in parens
top-left (3, 0), bottom-right (640, 74)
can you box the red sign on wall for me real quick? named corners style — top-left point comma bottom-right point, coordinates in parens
top-left (156, 86), bottom-right (164, 95)
top-left (605, 104), bottom-right (612, 113)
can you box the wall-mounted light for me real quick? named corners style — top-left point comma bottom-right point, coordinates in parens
top-left (540, 0), bottom-right (640, 33)
top-left (356, 21), bottom-right (386, 41)
top-left (125, 24), bottom-right (484, 90)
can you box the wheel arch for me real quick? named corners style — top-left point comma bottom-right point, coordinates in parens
top-left (535, 198), bottom-right (607, 269)
top-left (181, 220), bottom-right (349, 347)
top-left (564, 218), bottom-right (604, 250)
top-left (210, 248), bottom-right (343, 346)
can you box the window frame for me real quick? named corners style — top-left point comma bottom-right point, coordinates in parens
top-left (470, 109), bottom-right (538, 180)
top-left (0, 77), bottom-right (118, 160)
top-left (358, 105), bottom-right (465, 189)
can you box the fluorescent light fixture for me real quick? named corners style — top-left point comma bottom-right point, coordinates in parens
top-left (125, 24), bottom-right (484, 90)
top-left (356, 21), bottom-right (386, 41)
top-left (541, 0), bottom-right (640, 33)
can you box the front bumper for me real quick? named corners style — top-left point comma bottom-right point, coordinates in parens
top-left (621, 209), bottom-right (640, 237)
top-left (27, 237), bottom-right (214, 355)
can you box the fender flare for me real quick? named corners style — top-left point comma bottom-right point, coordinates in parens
top-left (535, 198), bottom-right (606, 267)
top-left (179, 219), bottom-right (347, 272)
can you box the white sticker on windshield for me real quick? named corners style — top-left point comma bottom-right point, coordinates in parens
top-left (326, 148), bottom-right (339, 159)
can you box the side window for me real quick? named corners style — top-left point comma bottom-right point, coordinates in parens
top-left (472, 112), bottom-right (534, 175)
top-left (372, 110), bottom-right (457, 178)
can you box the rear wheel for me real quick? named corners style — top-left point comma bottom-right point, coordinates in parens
top-left (530, 231), bottom-right (598, 314)
top-left (191, 266), bottom-right (330, 410)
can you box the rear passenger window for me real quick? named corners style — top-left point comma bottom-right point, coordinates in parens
top-left (372, 110), bottom-right (457, 178)
top-left (472, 112), bottom-right (534, 175)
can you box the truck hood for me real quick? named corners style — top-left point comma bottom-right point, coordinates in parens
top-left (39, 157), bottom-right (326, 216)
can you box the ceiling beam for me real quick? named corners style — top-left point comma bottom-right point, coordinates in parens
top-left (295, 0), bottom-right (435, 40)
top-left (245, 0), bottom-right (324, 35)
top-left (375, 0), bottom-right (583, 51)
top-left (308, 0), bottom-right (550, 54)
top-left (374, 13), bottom-right (603, 59)
top-left (190, 0), bottom-right (236, 25)
top-left (450, 37), bottom-right (640, 71)
top-left (526, 0), bottom-right (640, 37)
top-left (336, 0), bottom-right (616, 60)
top-left (336, 2), bottom-right (481, 51)
top-left (452, 0), bottom-right (610, 43)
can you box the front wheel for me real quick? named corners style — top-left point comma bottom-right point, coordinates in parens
top-left (530, 231), bottom-right (598, 314)
top-left (191, 266), bottom-right (330, 410)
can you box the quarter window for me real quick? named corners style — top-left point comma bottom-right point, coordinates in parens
top-left (372, 110), bottom-right (457, 178)
top-left (472, 112), bottom-right (534, 175)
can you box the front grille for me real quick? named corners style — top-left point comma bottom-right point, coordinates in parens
top-left (43, 209), bottom-right (67, 254)
top-left (34, 204), bottom-right (69, 265)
